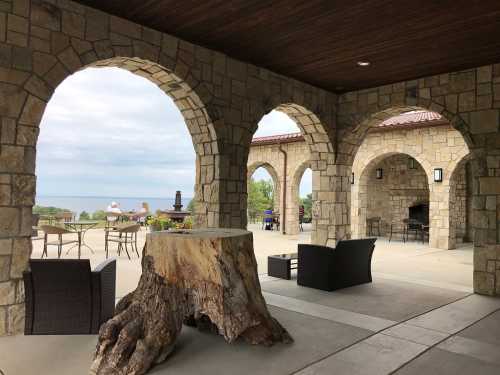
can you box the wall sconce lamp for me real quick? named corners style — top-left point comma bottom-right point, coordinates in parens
top-left (434, 168), bottom-right (443, 182)
top-left (408, 157), bottom-right (416, 169)
top-left (376, 168), bottom-right (383, 179)
top-left (351, 172), bottom-right (355, 184)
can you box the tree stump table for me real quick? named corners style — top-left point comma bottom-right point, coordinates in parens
top-left (91, 228), bottom-right (292, 375)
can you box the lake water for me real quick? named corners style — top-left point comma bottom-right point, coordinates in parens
top-left (35, 195), bottom-right (193, 216)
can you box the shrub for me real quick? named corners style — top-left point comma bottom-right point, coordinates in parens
top-left (92, 210), bottom-right (107, 220)
top-left (146, 216), bottom-right (174, 231)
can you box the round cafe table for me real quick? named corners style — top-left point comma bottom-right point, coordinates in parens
top-left (64, 221), bottom-right (98, 258)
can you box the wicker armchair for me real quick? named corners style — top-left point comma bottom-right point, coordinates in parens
top-left (297, 238), bottom-right (376, 291)
top-left (23, 258), bottom-right (116, 335)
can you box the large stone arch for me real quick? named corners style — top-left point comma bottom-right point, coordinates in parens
top-left (1, 56), bottom-right (219, 334)
top-left (351, 117), bottom-right (470, 249)
top-left (247, 161), bottom-right (282, 222)
top-left (287, 160), bottom-right (312, 235)
top-left (24, 52), bottom-right (219, 227)
top-left (254, 103), bottom-right (338, 245)
top-left (339, 102), bottom-right (473, 166)
top-left (352, 151), bottom-right (430, 241)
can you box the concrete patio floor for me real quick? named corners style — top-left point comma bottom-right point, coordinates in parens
top-left (1, 224), bottom-right (495, 375)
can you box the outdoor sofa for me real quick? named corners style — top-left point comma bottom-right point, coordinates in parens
top-left (297, 238), bottom-right (376, 291)
top-left (24, 258), bottom-right (116, 335)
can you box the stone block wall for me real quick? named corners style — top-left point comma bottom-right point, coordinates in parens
top-left (338, 65), bottom-right (500, 294)
top-left (365, 154), bottom-right (430, 236)
top-left (0, 0), bottom-right (340, 334)
top-left (1, 0), bottom-right (500, 336)
top-left (351, 123), bottom-right (469, 249)
top-left (248, 139), bottom-right (311, 235)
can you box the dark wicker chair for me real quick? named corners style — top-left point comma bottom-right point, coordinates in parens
top-left (23, 258), bottom-right (116, 335)
top-left (297, 238), bottom-right (376, 291)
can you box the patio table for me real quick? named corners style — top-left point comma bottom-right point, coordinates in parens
top-left (268, 253), bottom-right (298, 279)
top-left (64, 220), bottom-right (98, 258)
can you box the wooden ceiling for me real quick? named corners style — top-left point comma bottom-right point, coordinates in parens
top-left (75, 0), bottom-right (500, 93)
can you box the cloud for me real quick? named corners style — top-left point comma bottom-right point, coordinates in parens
top-left (253, 110), bottom-right (300, 137)
top-left (37, 67), bottom-right (196, 198)
top-left (37, 68), bottom-right (310, 199)
top-left (252, 111), bottom-right (311, 196)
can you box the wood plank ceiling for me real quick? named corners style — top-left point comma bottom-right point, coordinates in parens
top-left (75, 0), bottom-right (500, 93)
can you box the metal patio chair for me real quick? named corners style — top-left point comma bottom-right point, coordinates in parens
top-left (105, 223), bottom-right (140, 259)
top-left (40, 225), bottom-right (81, 259)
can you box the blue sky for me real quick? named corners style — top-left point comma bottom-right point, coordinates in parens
top-left (37, 67), bottom-right (312, 198)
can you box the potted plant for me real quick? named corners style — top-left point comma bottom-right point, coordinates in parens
top-left (147, 216), bottom-right (174, 232)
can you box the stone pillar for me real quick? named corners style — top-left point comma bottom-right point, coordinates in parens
top-left (0, 68), bottom-right (39, 336)
top-left (350, 177), bottom-right (367, 238)
top-left (429, 181), bottom-right (452, 249)
top-left (473, 151), bottom-right (500, 295)
top-left (0, 92), bottom-right (36, 334)
top-left (312, 163), bottom-right (351, 247)
top-left (285, 173), bottom-right (300, 235)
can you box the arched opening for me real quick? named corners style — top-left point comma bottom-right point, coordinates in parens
top-left (356, 153), bottom-right (430, 239)
top-left (287, 163), bottom-right (312, 234)
top-left (250, 104), bottom-right (336, 245)
top-left (247, 163), bottom-right (280, 226)
top-left (298, 167), bottom-right (312, 232)
top-left (349, 108), bottom-right (474, 291)
top-left (448, 155), bottom-right (475, 249)
top-left (31, 65), bottom-right (203, 298)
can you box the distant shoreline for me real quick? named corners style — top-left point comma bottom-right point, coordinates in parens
top-left (37, 194), bottom-right (193, 200)
top-left (35, 195), bottom-right (193, 218)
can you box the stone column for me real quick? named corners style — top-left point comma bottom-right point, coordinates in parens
top-left (312, 162), bottom-right (351, 247)
top-left (0, 85), bottom-right (36, 335)
top-left (284, 173), bottom-right (300, 235)
top-left (473, 150), bottom-right (500, 295)
top-left (429, 181), bottom-right (452, 249)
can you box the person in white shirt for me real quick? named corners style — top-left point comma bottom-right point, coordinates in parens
top-left (136, 202), bottom-right (149, 225)
top-left (106, 201), bottom-right (122, 223)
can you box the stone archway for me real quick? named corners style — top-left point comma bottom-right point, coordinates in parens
top-left (247, 162), bottom-right (282, 224)
top-left (353, 152), bottom-right (430, 241)
top-left (351, 114), bottom-right (470, 249)
top-left (35, 56), bottom-right (218, 228)
top-left (1, 54), bottom-right (219, 334)
top-left (287, 161), bottom-right (311, 235)
top-left (259, 103), bottom-right (338, 245)
top-left (448, 154), bottom-right (475, 249)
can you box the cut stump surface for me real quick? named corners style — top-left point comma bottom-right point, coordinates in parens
top-left (91, 228), bottom-right (292, 375)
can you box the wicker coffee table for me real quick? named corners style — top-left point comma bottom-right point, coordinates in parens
top-left (268, 253), bottom-right (298, 280)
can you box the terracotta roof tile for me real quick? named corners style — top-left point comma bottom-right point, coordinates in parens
top-left (251, 111), bottom-right (446, 145)
top-left (251, 132), bottom-right (303, 145)
top-left (378, 110), bottom-right (443, 127)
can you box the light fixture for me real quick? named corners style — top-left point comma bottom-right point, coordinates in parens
top-left (376, 168), bottom-right (383, 179)
top-left (434, 168), bottom-right (443, 182)
top-left (351, 172), bottom-right (355, 184)
top-left (408, 158), bottom-right (416, 169)
top-left (357, 61), bottom-right (371, 67)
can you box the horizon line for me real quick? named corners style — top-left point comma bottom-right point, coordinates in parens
top-left (36, 194), bottom-right (194, 200)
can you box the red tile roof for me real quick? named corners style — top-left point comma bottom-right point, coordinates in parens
top-left (377, 110), bottom-right (446, 129)
top-left (251, 111), bottom-right (447, 145)
top-left (251, 132), bottom-right (304, 145)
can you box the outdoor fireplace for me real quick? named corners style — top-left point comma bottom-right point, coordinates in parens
top-left (409, 203), bottom-right (429, 225)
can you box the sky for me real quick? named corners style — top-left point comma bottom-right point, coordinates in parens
top-left (37, 67), bottom-right (311, 198)
top-left (252, 111), bottom-right (312, 197)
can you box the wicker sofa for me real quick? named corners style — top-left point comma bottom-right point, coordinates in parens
top-left (297, 238), bottom-right (376, 291)
top-left (23, 258), bottom-right (116, 335)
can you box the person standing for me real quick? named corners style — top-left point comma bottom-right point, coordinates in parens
top-left (299, 205), bottom-right (305, 232)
